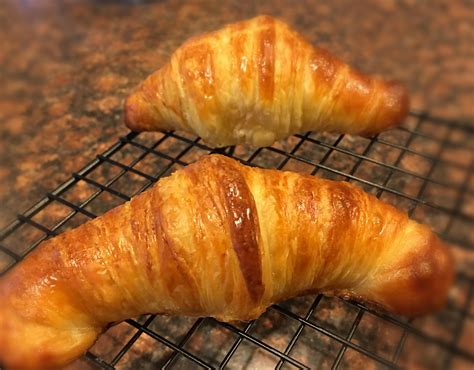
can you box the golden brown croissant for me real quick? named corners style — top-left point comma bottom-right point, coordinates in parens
top-left (0, 154), bottom-right (452, 369)
top-left (124, 15), bottom-right (409, 147)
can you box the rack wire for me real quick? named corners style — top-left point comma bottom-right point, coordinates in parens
top-left (0, 112), bottom-right (473, 369)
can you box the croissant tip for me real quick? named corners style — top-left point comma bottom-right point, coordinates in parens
top-left (385, 80), bottom-right (410, 128)
top-left (373, 233), bottom-right (454, 317)
top-left (124, 93), bottom-right (160, 133)
top-left (123, 95), bottom-right (142, 132)
top-left (412, 236), bottom-right (455, 316)
top-left (361, 80), bottom-right (410, 137)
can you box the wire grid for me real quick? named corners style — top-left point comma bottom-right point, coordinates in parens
top-left (0, 112), bottom-right (473, 369)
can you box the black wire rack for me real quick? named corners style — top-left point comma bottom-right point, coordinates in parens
top-left (0, 112), bottom-right (473, 369)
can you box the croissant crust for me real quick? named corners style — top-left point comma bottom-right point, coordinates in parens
top-left (0, 155), bottom-right (452, 369)
top-left (125, 15), bottom-right (409, 146)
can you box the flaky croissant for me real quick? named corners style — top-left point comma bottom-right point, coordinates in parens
top-left (124, 15), bottom-right (409, 147)
top-left (0, 154), bottom-right (452, 369)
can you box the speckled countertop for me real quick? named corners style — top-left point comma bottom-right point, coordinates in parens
top-left (1, 2), bottom-right (474, 369)
top-left (1, 0), bottom-right (473, 227)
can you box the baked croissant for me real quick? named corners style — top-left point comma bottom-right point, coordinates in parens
top-left (0, 154), bottom-right (452, 369)
top-left (124, 15), bottom-right (409, 147)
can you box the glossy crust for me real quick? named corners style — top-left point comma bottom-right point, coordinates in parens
top-left (0, 155), bottom-right (452, 369)
top-left (124, 15), bottom-right (409, 147)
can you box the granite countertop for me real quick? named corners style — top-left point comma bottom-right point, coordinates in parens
top-left (1, 0), bottom-right (473, 227)
top-left (1, 2), bottom-right (474, 369)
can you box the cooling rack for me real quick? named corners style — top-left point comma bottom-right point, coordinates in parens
top-left (0, 112), bottom-right (473, 369)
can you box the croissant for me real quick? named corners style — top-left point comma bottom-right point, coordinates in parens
top-left (0, 154), bottom-right (452, 369)
top-left (124, 15), bottom-right (409, 147)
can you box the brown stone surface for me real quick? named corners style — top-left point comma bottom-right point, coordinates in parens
top-left (0, 1), bottom-right (473, 369)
